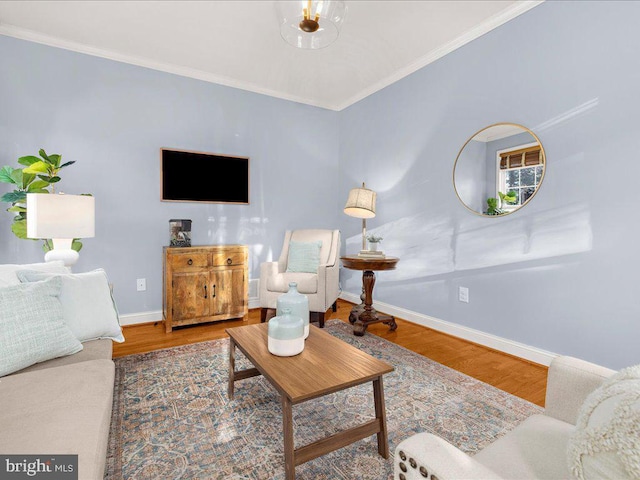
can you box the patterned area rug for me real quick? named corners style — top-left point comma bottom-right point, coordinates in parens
top-left (105, 320), bottom-right (541, 479)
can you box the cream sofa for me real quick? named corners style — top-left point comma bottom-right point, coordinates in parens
top-left (0, 339), bottom-right (114, 480)
top-left (0, 262), bottom-right (118, 479)
top-left (394, 356), bottom-right (616, 480)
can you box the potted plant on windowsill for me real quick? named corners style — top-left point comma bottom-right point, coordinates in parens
top-left (366, 234), bottom-right (383, 252)
top-left (485, 190), bottom-right (518, 216)
top-left (498, 190), bottom-right (518, 210)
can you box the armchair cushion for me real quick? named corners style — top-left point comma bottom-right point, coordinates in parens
top-left (267, 273), bottom-right (318, 294)
top-left (286, 240), bottom-right (322, 273)
top-left (567, 364), bottom-right (640, 480)
top-left (473, 414), bottom-right (574, 479)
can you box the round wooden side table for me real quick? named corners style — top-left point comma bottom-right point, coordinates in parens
top-left (340, 256), bottom-right (399, 336)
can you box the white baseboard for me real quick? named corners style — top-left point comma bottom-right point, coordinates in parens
top-left (339, 292), bottom-right (557, 366)
top-left (119, 310), bottom-right (163, 326)
top-left (119, 294), bottom-right (556, 366)
top-left (120, 301), bottom-right (261, 326)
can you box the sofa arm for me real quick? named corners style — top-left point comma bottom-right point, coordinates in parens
top-left (394, 433), bottom-right (503, 480)
top-left (544, 356), bottom-right (615, 425)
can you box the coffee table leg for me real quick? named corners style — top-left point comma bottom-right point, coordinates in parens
top-left (282, 396), bottom-right (295, 480)
top-left (228, 338), bottom-right (236, 400)
top-left (373, 376), bottom-right (389, 458)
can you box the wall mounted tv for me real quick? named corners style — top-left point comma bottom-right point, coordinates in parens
top-left (161, 148), bottom-right (249, 204)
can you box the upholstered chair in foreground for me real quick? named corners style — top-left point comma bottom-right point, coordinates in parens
top-left (260, 229), bottom-right (340, 328)
top-left (394, 355), bottom-right (640, 480)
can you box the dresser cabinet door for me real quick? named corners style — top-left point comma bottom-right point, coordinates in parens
top-left (172, 271), bottom-right (210, 321)
top-left (210, 266), bottom-right (245, 318)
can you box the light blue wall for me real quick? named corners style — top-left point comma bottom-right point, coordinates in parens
top-left (339, 1), bottom-right (640, 369)
top-left (454, 139), bottom-right (486, 213)
top-left (2, 1), bottom-right (639, 369)
top-left (0, 36), bottom-right (340, 315)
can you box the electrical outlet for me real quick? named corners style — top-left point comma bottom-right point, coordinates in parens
top-left (136, 278), bottom-right (146, 292)
top-left (459, 286), bottom-right (469, 303)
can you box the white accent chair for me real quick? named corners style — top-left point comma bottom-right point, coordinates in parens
top-left (394, 356), bottom-right (615, 480)
top-left (259, 229), bottom-right (341, 328)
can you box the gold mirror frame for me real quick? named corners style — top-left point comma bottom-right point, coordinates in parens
top-left (453, 122), bottom-right (546, 217)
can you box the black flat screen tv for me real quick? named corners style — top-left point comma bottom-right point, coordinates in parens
top-left (161, 148), bottom-right (249, 204)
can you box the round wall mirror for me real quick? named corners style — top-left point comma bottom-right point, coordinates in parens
top-left (453, 123), bottom-right (546, 216)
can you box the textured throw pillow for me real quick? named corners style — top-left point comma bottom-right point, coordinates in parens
top-left (286, 241), bottom-right (322, 273)
top-left (17, 269), bottom-right (125, 343)
top-left (0, 277), bottom-right (83, 377)
top-left (567, 364), bottom-right (640, 480)
top-left (0, 261), bottom-right (68, 287)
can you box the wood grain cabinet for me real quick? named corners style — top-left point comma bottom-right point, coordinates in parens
top-left (163, 245), bottom-right (248, 332)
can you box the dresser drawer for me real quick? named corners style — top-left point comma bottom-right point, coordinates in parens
top-left (212, 251), bottom-right (245, 267)
top-left (169, 252), bottom-right (209, 269)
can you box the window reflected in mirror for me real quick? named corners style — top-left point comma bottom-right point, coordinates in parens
top-left (453, 123), bottom-right (546, 216)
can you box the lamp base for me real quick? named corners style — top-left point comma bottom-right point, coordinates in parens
top-left (44, 238), bottom-right (79, 267)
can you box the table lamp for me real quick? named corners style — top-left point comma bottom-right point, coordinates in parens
top-left (26, 193), bottom-right (95, 267)
top-left (343, 182), bottom-right (376, 253)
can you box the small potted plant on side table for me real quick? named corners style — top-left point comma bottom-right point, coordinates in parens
top-left (366, 234), bottom-right (383, 252)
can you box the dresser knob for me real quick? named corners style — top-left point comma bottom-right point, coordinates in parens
top-left (187, 259), bottom-right (193, 265)
top-left (227, 258), bottom-right (232, 265)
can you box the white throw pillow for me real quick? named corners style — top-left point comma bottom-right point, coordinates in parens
top-left (0, 261), bottom-right (68, 287)
top-left (567, 364), bottom-right (640, 480)
top-left (17, 269), bottom-right (125, 343)
top-left (0, 277), bottom-right (83, 377)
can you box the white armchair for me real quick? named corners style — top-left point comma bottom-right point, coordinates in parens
top-left (394, 356), bottom-right (616, 480)
top-left (259, 229), bottom-right (340, 328)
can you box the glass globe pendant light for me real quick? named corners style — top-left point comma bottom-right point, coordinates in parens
top-left (276, 1), bottom-right (348, 49)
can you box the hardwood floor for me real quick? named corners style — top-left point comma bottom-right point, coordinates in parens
top-left (114, 299), bottom-right (548, 407)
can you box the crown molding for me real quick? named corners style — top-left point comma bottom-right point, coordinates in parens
top-left (0, 24), bottom-right (336, 111)
top-left (0, 1), bottom-right (543, 112)
top-left (335, 0), bottom-right (544, 111)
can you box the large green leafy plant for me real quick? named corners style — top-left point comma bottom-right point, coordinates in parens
top-left (0, 149), bottom-right (80, 251)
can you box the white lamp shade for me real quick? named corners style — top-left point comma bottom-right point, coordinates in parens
top-left (27, 194), bottom-right (95, 239)
top-left (344, 186), bottom-right (376, 219)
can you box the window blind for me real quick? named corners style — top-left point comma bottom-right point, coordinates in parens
top-left (499, 146), bottom-right (543, 170)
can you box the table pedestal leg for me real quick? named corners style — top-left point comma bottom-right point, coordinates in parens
top-left (352, 270), bottom-right (397, 336)
top-left (348, 287), bottom-right (366, 324)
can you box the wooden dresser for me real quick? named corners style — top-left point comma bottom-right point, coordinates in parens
top-left (163, 245), bottom-right (248, 332)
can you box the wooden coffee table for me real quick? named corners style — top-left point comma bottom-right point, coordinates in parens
top-left (226, 323), bottom-right (394, 480)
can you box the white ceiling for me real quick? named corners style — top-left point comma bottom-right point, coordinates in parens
top-left (0, 1), bottom-right (542, 111)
